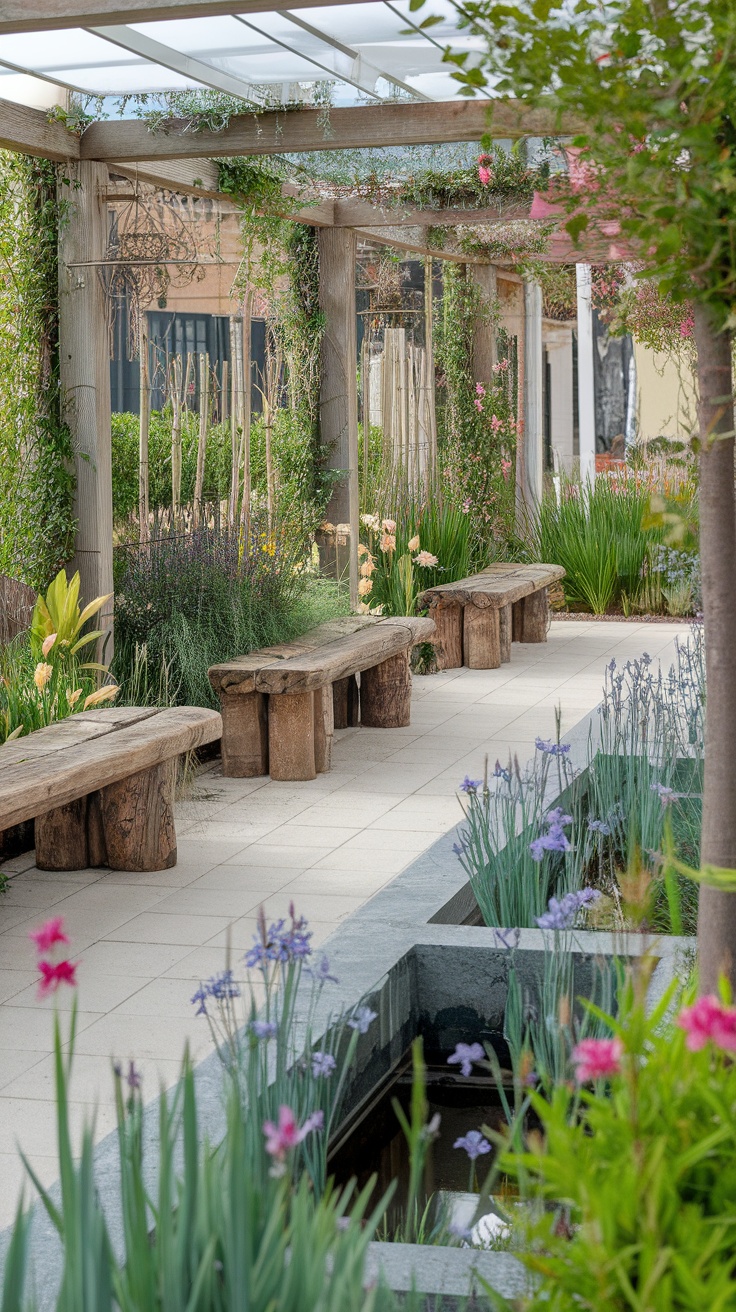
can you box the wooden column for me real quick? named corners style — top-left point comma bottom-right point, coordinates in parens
top-left (430, 598), bottom-right (464, 670)
top-left (522, 279), bottom-right (544, 518)
top-left (58, 162), bottom-right (114, 646)
top-left (318, 228), bottom-right (359, 608)
top-left (576, 263), bottom-right (597, 484)
top-left (463, 602), bottom-right (501, 669)
top-left (471, 264), bottom-right (498, 389)
top-left (219, 691), bottom-right (269, 777)
top-left (268, 692), bottom-right (317, 781)
top-left (333, 675), bottom-right (359, 728)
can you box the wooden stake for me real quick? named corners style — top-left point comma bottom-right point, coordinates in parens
top-left (138, 317), bottom-right (150, 545)
top-left (361, 650), bottom-right (412, 727)
top-left (228, 315), bottom-right (239, 527)
top-left (238, 292), bottom-right (253, 546)
top-left (193, 351), bottom-right (209, 528)
top-left (170, 354), bottom-right (183, 527)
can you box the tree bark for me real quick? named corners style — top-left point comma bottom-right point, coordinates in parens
top-left (694, 303), bottom-right (736, 993)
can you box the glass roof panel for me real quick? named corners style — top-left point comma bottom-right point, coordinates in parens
top-left (0, 2), bottom-right (491, 104)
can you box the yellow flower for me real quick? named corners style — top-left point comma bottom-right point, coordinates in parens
top-left (68, 689), bottom-right (82, 708)
top-left (358, 577), bottom-right (373, 597)
top-left (407, 535), bottom-right (420, 553)
top-left (41, 632), bottom-right (57, 658)
top-left (82, 685), bottom-right (119, 711)
top-left (34, 662), bottom-right (53, 692)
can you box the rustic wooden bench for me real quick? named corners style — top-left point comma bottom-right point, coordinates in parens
top-left (209, 614), bottom-right (434, 782)
top-left (0, 705), bottom-right (222, 873)
top-left (417, 563), bottom-right (565, 671)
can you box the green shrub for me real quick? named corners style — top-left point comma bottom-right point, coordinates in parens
top-left (113, 523), bottom-right (347, 707)
top-left (360, 501), bottom-right (472, 617)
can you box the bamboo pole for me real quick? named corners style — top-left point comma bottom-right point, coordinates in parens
top-left (238, 292), bottom-right (253, 547)
top-left (424, 255), bottom-right (438, 489)
top-left (138, 317), bottom-right (150, 546)
top-left (228, 315), bottom-right (240, 528)
top-left (170, 354), bottom-right (183, 527)
top-left (361, 332), bottom-right (370, 511)
top-left (193, 350), bottom-right (209, 529)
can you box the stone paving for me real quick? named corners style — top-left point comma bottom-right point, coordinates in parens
top-left (0, 618), bottom-right (687, 1228)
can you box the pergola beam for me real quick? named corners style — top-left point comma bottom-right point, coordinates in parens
top-left (0, 0), bottom-right (370, 33)
top-left (332, 198), bottom-right (533, 228)
top-left (0, 95), bottom-right (79, 161)
top-left (80, 99), bottom-right (574, 163)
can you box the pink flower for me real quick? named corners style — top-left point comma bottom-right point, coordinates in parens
top-left (501, 459), bottom-right (512, 480)
top-left (490, 415), bottom-right (503, 432)
top-left (37, 958), bottom-right (79, 998)
top-left (492, 358), bottom-right (509, 373)
top-left (263, 1105), bottom-right (324, 1160)
top-left (679, 315), bottom-right (694, 338)
top-left (29, 917), bottom-right (69, 955)
top-left (413, 550), bottom-right (439, 567)
top-left (474, 397), bottom-right (484, 413)
top-left (677, 995), bottom-right (736, 1054)
top-left (380, 533), bottom-right (396, 553)
top-left (478, 165), bottom-right (491, 186)
top-left (475, 382), bottom-right (486, 397)
top-left (572, 1037), bottom-right (623, 1082)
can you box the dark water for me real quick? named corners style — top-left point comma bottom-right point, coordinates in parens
top-left (328, 1054), bottom-right (513, 1235)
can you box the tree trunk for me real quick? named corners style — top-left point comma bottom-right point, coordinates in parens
top-left (694, 303), bottom-right (736, 993)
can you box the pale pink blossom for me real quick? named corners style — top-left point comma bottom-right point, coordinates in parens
top-left (357, 577), bottom-right (373, 597)
top-left (572, 1037), bottom-right (623, 1082)
top-left (380, 533), bottom-right (396, 553)
top-left (490, 415), bottom-right (503, 432)
top-left (34, 662), bottom-right (52, 692)
top-left (474, 397), bottom-right (484, 413)
top-left (475, 383), bottom-right (486, 397)
top-left (41, 633), bottom-right (57, 658)
top-left (407, 535), bottom-right (420, 552)
top-left (29, 918), bottom-right (69, 955)
top-left (501, 459), bottom-right (512, 481)
top-left (677, 995), bottom-right (736, 1054)
top-left (381, 518), bottom-right (397, 534)
top-left (413, 551), bottom-right (439, 568)
top-left (263, 1105), bottom-right (324, 1161)
top-left (492, 359), bottom-right (509, 373)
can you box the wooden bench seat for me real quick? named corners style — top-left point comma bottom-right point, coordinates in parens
top-left (209, 614), bottom-right (434, 782)
top-left (417, 563), bottom-right (565, 671)
top-left (0, 705), bottom-right (222, 872)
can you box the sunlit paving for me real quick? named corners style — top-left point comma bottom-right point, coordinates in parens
top-left (0, 0), bottom-right (733, 1306)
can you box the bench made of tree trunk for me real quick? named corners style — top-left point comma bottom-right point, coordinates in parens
top-left (0, 706), bottom-right (222, 873)
top-left (208, 614), bottom-right (435, 782)
top-left (417, 563), bottom-right (566, 671)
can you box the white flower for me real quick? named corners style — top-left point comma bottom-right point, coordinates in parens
top-left (361, 513), bottom-right (380, 531)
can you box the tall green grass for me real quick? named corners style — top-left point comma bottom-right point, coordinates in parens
top-left (362, 500), bottom-right (472, 617)
top-left (533, 476), bottom-right (665, 614)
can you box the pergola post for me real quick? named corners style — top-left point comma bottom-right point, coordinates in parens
top-left (318, 227), bottom-right (359, 609)
top-left (58, 161), bottom-right (114, 643)
top-left (471, 264), bottom-right (498, 387)
top-left (576, 263), bottom-right (596, 483)
top-left (520, 279), bottom-right (544, 521)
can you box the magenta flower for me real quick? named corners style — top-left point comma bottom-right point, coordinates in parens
top-left (478, 165), bottom-right (491, 185)
top-left (37, 958), bottom-right (79, 998)
top-left (677, 995), bottom-right (736, 1054)
top-left (572, 1037), bottom-right (623, 1082)
top-left (29, 917), bottom-right (69, 955)
top-left (263, 1106), bottom-right (324, 1161)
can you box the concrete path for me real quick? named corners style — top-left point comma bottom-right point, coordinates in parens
top-left (0, 619), bottom-right (687, 1227)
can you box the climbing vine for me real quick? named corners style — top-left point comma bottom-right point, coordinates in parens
top-left (435, 264), bottom-right (517, 554)
top-left (0, 153), bottom-right (75, 590)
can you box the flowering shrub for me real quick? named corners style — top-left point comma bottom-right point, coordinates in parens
top-left (488, 971), bottom-right (736, 1310)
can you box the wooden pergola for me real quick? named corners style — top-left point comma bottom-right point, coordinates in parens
top-left (0, 0), bottom-right (598, 615)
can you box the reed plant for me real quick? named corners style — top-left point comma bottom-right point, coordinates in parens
top-left (359, 500), bottom-right (472, 617)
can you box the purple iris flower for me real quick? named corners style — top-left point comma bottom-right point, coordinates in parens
top-left (250, 1020), bottom-right (278, 1040)
top-left (191, 969), bottom-right (241, 1016)
top-left (348, 1006), bottom-right (377, 1034)
top-left (454, 1130), bottom-right (492, 1161)
top-left (535, 738), bottom-right (571, 757)
top-left (447, 1041), bottom-right (485, 1077)
top-left (460, 777), bottom-right (483, 794)
top-left (311, 1051), bottom-right (337, 1078)
top-left (535, 888), bottom-right (601, 930)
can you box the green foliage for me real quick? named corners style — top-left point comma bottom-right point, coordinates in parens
top-left (0, 570), bottom-right (117, 745)
top-left (533, 476), bottom-right (667, 614)
top-left (493, 974), bottom-right (736, 1311)
top-left (112, 408), bottom-right (330, 537)
top-left (0, 152), bottom-right (75, 589)
top-left (435, 264), bottom-right (517, 558)
top-left (113, 524), bottom-right (347, 708)
top-left (438, 0), bottom-right (736, 332)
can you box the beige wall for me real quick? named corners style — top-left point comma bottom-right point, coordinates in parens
top-left (635, 342), bottom-right (697, 443)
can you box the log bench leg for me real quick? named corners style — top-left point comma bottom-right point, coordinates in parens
top-left (499, 603), bottom-right (512, 663)
top-left (100, 760), bottom-right (177, 871)
top-left (219, 690), bottom-right (268, 777)
top-left (269, 691), bottom-right (317, 781)
top-left (332, 675), bottom-right (359, 729)
top-left (516, 589), bottom-right (550, 643)
top-left (313, 685), bottom-right (334, 774)
top-left (35, 798), bottom-right (89, 871)
top-left (430, 598), bottom-right (463, 670)
top-left (463, 602), bottom-right (501, 669)
top-left (361, 650), bottom-right (412, 727)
